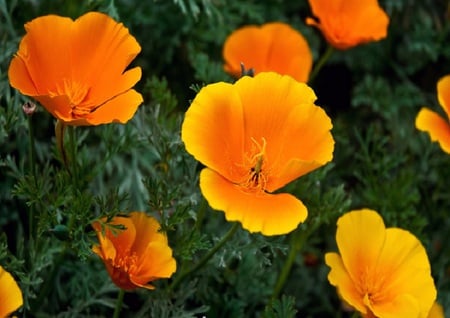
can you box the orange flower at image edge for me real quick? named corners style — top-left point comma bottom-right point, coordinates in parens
top-left (223, 22), bottom-right (312, 82)
top-left (0, 265), bottom-right (23, 317)
top-left (181, 72), bottom-right (334, 236)
top-left (8, 12), bottom-right (143, 126)
top-left (92, 212), bottom-right (176, 290)
top-left (326, 209), bottom-right (436, 318)
top-left (306, 0), bottom-right (389, 50)
top-left (416, 75), bottom-right (450, 154)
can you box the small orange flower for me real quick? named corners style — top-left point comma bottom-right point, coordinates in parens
top-left (92, 212), bottom-right (176, 290)
top-left (306, 0), bottom-right (389, 50)
top-left (8, 12), bottom-right (143, 126)
top-left (223, 22), bottom-right (312, 82)
top-left (0, 265), bottom-right (23, 317)
top-left (416, 75), bottom-right (450, 154)
top-left (326, 209), bottom-right (436, 318)
top-left (181, 72), bottom-right (334, 236)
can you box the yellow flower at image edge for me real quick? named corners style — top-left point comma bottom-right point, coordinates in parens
top-left (306, 0), bottom-right (389, 50)
top-left (0, 265), bottom-right (23, 317)
top-left (181, 72), bottom-right (334, 236)
top-left (416, 75), bottom-right (450, 154)
top-left (92, 212), bottom-right (176, 290)
top-left (8, 12), bottom-right (143, 126)
top-left (223, 22), bottom-right (313, 82)
top-left (325, 209), bottom-right (436, 318)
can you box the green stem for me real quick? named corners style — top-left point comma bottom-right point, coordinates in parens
top-left (195, 198), bottom-right (208, 232)
top-left (113, 289), bottom-right (125, 318)
top-left (170, 222), bottom-right (239, 291)
top-left (308, 45), bottom-right (334, 84)
top-left (27, 115), bottom-right (37, 239)
top-left (271, 226), bottom-right (310, 300)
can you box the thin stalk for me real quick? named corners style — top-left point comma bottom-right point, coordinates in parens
top-left (194, 198), bottom-right (208, 232)
top-left (170, 222), bottom-right (239, 291)
top-left (27, 115), bottom-right (37, 239)
top-left (308, 45), bottom-right (334, 84)
top-left (113, 289), bottom-right (125, 318)
top-left (271, 226), bottom-right (311, 300)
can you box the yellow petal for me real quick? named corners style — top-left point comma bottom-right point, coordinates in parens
top-left (437, 75), bottom-right (450, 120)
top-left (334, 209), bottom-right (387, 284)
top-left (415, 108), bottom-right (450, 154)
top-left (200, 168), bottom-right (307, 235)
top-left (370, 293), bottom-right (420, 318)
top-left (234, 72), bottom-right (334, 191)
top-left (427, 302), bottom-right (445, 318)
top-left (0, 266), bottom-right (23, 317)
top-left (181, 81), bottom-right (245, 182)
top-left (325, 253), bottom-right (367, 314)
top-left (128, 212), bottom-right (167, 256)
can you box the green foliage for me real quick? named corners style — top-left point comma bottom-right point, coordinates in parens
top-left (1, 0), bottom-right (449, 317)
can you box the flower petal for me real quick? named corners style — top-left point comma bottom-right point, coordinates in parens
top-left (94, 216), bottom-right (136, 258)
top-left (0, 266), bottom-right (23, 317)
top-left (437, 75), bottom-right (450, 120)
top-left (223, 23), bottom-right (312, 82)
top-left (415, 108), bottom-right (450, 154)
top-left (234, 72), bottom-right (334, 191)
top-left (371, 228), bottom-right (436, 318)
top-left (181, 81), bottom-right (245, 182)
top-left (335, 209), bottom-right (387, 284)
top-left (325, 252), bottom-right (367, 314)
top-left (370, 293), bottom-right (420, 318)
top-left (200, 168), bottom-right (307, 235)
top-left (128, 212), bottom-right (167, 256)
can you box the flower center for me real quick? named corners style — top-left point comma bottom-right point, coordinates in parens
top-left (114, 252), bottom-right (138, 273)
top-left (52, 79), bottom-right (91, 118)
top-left (239, 137), bottom-right (269, 192)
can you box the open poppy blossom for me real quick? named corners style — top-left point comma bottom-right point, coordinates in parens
top-left (416, 75), bottom-right (450, 154)
top-left (8, 12), bottom-right (143, 126)
top-left (325, 209), bottom-right (437, 318)
top-left (181, 72), bottom-right (334, 236)
top-left (92, 212), bottom-right (176, 290)
top-left (0, 265), bottom-right (23, 317)
top-left (306, 0), bottom-right (389, 50)
top-left (223, 22), bottom-right (313, 82)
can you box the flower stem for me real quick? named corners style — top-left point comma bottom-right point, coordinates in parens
top-left (27, 114), bottom-right (37, 239)
top-left (271, 226), bottom-right (310, 300)
top-left (308, 45), bottom-right (334, 84)
top-left (170, 222), bottom-right (239, 291)
top-left (113, 289), bottom-right (125, 318)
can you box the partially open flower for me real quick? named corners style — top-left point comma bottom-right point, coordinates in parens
top-left (92, 212), bottom-right (176, 290)
top-left (8, 12), bottom-right (143, 126)
top-left (416, 75), bottom-right (450, 154)
top-left (0, 265), bottom-right (23, 317)
top-left (306, 0), bottom-right (389, 50)
top-left (181, 72), bottom-right (334, 236)
top-left (223, 22), bottom-right (312, 82)
top-left (325, 209), bottom-right (436, 318)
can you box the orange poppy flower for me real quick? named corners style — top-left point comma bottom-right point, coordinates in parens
top-left (92, 212), bottom-right (176, 290)
top-left (306, 0), bottom-right (389, 50)
top-left (181, 72), bottom-right (334, 236)
top-left (416, 75), bottom-right (450, 154)
top-left (223, 22), bottom-right (313, 82)
top-left (0, 265), bottom-right (23, 317)
top-left (8, 12), bottom-right (143, 126)
top-left (326, 209), bottom-right (436, 318)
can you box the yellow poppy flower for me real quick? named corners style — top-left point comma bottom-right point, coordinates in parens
top-left (8, 12), bottom-right (143, 126)
top-left (92, 212), bottom-right (176, 290)
top-left (0, 265), bottom-right (23, 318)
top-left (181, 72), bottom-right (334, 236)
top-left (306, 0), bottom-right (389, 50)
top-left (223, 22), bottom-right (313, 82)
top-left (416, 75), bottom-right (450, 154)
top-left (326, 209), bottom-right (437, 318)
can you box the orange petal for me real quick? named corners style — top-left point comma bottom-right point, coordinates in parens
top-left (437, 75), bottom-right (450, 120)
top-left (0, 266), bottom-right (23, 317)
top-left (415, 108), bottom-right (450, 154)
top-left (97, 216), bottom-right (137, 257)
top-left (181, 81), bottom-right (245, 182)
top-left (8, 54), bottom-right (38, 96)
top-left (199, 168), bottom-right (307, 235)
top-left (223, 23), bottom-right (312, 82)
top-left (234, 72), bottom-right (334, 191)
top-left (334, 209), bottom-right (387, 284)
top-left (128, 212), bottom-right (167, 256)
top-left (325, 253), bottom-right (367, 314)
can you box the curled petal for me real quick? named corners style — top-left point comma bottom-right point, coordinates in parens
top-left (415, 108), bottom-right (450, 154)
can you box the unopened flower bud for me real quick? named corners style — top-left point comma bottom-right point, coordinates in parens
top-left (22, 101), bottom-right (36, 116)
